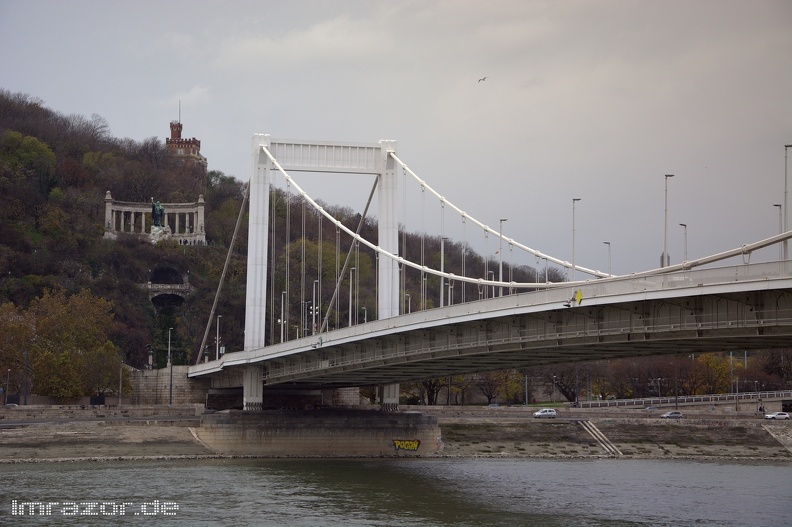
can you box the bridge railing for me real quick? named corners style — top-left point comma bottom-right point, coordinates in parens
top-left (578, 390), bottom-right (792, 409)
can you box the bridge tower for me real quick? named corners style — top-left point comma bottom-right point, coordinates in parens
top-left (243, 134), bottom-right (400, 409)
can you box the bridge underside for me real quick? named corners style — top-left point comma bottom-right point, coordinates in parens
top-left (249, 285), bottom-right (792, 390)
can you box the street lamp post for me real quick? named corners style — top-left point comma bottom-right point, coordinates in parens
top-left (785, 145), bottom-right (792, 260)
top-left (362, 306), bottom-right (367, 323)
top-left (215, 314), bottom-right (222, 360)
top-left (168, 327), bottom-right (173, 406)
top-left (118, 359), bottom-right (123, 407)
top-left (663, 174), bottom-right (674, 267)
top-left (488, 270), bottom-right (494, 298)
top-left (552, 375), bottom-right (556, 403)
top-left (4, 368), bottom-right (9, 406)
top-left (679, 223), bottom-right (687, 262)
top-left (603, 241), bottom-right (611, 276)
top-left (572, 199), bottom-right (581, 281)
top-left (405, 293), bottom-right (411, 314)
top-left (774, 204), bottom-right (783, 261)
top-left (499, 218), bottom-right (507, 296)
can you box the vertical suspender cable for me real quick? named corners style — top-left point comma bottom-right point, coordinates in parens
top-left (462, 214), bottom-right (466, 303)
top-left (420, 184), bottom-right (425, 310)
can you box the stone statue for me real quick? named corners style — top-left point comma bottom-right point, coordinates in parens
top-left (151, 199), bottom-right (164, 228)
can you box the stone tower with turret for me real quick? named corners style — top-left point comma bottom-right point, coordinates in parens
top-left (166, 120), bottom-right (208, 174)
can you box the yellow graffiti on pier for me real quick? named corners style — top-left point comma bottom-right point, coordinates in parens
top-left (392, 439), bottom-right (421, 451)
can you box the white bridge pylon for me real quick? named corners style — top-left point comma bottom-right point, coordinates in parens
top-left (245, 135), bottom-right (610, 350)
top-left (245, 135), bottom-right (400, 353)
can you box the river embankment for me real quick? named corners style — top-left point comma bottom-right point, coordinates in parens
top-left (0, 405), bottom-right (790, 463)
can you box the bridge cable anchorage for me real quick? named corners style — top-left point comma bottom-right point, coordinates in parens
top-left (195, 181), bottom-right (250, 365)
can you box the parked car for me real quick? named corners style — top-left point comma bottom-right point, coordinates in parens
top-left (763, 412), bottom-right (790, 420)
top-left (660, 411), bottom-right (683, 419)
top-left (533, 408), bottom-right (557, 418)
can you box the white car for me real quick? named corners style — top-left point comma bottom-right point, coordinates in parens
top-left (764, 412), bottom-right (790, 420)
top-left (533, 408), bottom-right (557, 418)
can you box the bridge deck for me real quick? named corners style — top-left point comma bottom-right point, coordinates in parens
top-left (190, 262), bottom-right (792, 389)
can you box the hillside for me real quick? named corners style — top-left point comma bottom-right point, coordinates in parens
top-left (0, 89), bottom-right (547, 373)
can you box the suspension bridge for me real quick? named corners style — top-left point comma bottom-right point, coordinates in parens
top-left (188, 135), bottom-right (792, 410)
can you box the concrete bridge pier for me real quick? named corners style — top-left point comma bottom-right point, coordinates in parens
top-left (382, 383), bottom-right (400, 411)
top-left (243, 366), bottom-right (263, 410)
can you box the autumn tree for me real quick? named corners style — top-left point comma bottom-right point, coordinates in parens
top-left (9, 288), bottom-right (128, 400)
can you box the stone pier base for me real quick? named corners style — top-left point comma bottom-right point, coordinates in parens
top-left (194, 409), bottom-right (441, 457)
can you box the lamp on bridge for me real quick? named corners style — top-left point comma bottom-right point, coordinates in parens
top-left (215, 314), bottom-right (222, 361)
top-left (168, 327), bottom-right (173, 406)
top-left (679, 224), bottom-right (687, 262)
top-left (572, 199), bottom-right (581, 280)
top-left (499, 218), bottom-right (507, 296)
top-left (663, 174), bottom-right (674, 267)
top-left (784, 145), bottom-right (792, 261)
top-left (774, 204), bottom-right (782, 261)
top-left (603, 241), bottom-right (611, 276)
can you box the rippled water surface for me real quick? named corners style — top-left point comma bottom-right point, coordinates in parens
top-left (2, 458), bottom-right (790, 526)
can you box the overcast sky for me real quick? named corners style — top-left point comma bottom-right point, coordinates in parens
top-left (1, 0), bottom-right (790, 276)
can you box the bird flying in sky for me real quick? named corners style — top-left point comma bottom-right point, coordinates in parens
top-left (478, 76), bottom-right (487, 82)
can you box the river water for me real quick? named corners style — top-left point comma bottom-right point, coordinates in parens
top-left (2, 458), bottom-right (790, 526)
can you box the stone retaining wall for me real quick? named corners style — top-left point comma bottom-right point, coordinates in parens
top-left (194, 409), bottom-right (442, 457)
top-left (133, 366), bottom-right (210, 405)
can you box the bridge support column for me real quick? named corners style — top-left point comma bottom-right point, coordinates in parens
top-left (378, 140), bottom-right (399, 319)
top-left (243, 366), bottom-right (263, 410)
top-left (244, 134), bottom-right (272, 354)
top-left (382, 383), bottom-right (400, 411)
top-left (378, 142), bottom-right (400, 409)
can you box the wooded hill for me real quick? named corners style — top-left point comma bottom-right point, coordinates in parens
top-left (0, 89), bottom-right (550, 376)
